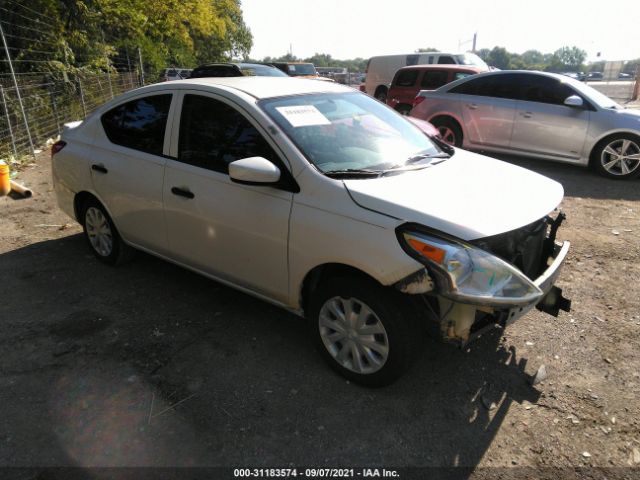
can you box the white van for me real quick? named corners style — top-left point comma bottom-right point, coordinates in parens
top-left (364, 52), bottom-right (489, 101)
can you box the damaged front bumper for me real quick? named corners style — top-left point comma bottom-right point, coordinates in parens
top-left (394, 217), bottom-right (571, 345)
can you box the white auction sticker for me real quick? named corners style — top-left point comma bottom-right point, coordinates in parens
top-left (275, 105), bottom-right (331, 127)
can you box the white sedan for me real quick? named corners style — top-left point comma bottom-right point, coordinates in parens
top-left (52, 77), bottom-right (571, 386)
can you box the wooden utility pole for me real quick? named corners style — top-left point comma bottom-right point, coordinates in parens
top-left (632, 65), bottom-right (640, 101)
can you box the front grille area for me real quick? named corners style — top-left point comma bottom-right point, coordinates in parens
top-left (471, 217), bottom-right (549, 279)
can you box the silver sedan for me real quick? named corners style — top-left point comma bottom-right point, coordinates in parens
top-left (411, 71), bottom-right (640, 179)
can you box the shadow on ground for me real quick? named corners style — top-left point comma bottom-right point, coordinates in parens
top-left (0, 234), bottom-right (542, 471)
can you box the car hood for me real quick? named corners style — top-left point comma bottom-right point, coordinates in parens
top-left (344, 150), bottom-right (564, 241)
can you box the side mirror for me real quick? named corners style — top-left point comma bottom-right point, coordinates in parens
top-left (564, 95), bottom-right (584, 107)
top-left (229, 157), bottom-right (281, 185)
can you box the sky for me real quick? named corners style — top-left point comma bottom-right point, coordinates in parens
top-left (241, 0), bottom-right (640, 63)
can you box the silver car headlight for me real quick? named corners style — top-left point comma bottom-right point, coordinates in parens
top-left (398, 229), bottom-right (543, 306)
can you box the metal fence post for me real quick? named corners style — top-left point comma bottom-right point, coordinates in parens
top-left (137, 46), bottom-right (145, 86)
top-left (77, 78), bottom-right (87, 117)
top-left (0, 18), bottom-right (36, 161)
top-left (49, 84), bottom-right (61, 135)
top-left (0, 85), bottom-right (18, 160)
top-left (101, 31), bottom-right (114, 99)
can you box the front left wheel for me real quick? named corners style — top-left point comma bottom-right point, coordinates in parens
top-left (591, 134), bottom-right (640, 179)
top-left (309, 276), bottom-right (422, 387)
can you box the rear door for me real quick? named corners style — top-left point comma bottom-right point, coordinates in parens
top-left (510, 74), bottom-right (590, 159)
top-left (163, 92), bottom-right (293, 302)
top-left (90, 93), bottom-right (174, 253)
top-left (449, 73), bottom-right (521, 148)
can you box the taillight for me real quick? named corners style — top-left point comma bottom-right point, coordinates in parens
top-left (51, 140), bottom-right (67, 158)
top-left (359, 84), bottom-right (366, 92)
top-left (412, 96), bottom-right (426, 108)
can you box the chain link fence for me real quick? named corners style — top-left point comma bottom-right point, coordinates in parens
top-left (0, 0), bottom-right (155, 165)
top-left (0, 71), bottom-right (143, 163)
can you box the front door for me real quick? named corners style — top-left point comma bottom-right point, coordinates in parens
top-left (510, 75), bottom-right (590, 159)
top-left (163, 92), bottom-right (293, 303)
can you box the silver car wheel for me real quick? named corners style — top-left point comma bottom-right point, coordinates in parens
top-left (318, 296), bottom-right (389, 375)
top-left (85, 207), bottom-right (113, 257)
top-left (437, 126), bottom-right (456, 146)
top-left (600, 138), bottom-right (640, 176)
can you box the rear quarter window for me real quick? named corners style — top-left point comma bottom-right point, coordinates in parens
top-left (394, 70), bottom-right (419, 87)
top-left (101, 94), bottom-right (172, 155)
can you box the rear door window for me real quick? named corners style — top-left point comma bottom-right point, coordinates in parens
top-left (450, 74), bottom-right (523, 100)
top-left (101, 94), bottom-right (172, 155)
top-left (420, 71), bottom-right (449, 89)
top-left (395, 70), bottom-right (419, 87)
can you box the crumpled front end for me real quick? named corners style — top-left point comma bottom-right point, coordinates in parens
top-left (395, 212), bottom-right (571, 345)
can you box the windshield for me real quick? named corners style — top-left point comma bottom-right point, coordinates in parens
top-left (260, 92), bottom-right (442, 174)
top-left (455, 53), bottom-right (489, 69)
top-left (561, 76), bottom-right (622, 109)
top-left (287, 64), bottom-right (317, 76)
top-left (241, 64), bottom-right (288, 77)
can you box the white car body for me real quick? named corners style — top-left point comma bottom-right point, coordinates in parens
top-left (52, 77), bottom-right (570, 385)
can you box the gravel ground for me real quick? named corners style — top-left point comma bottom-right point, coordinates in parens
top-left (0, 151), bottom-right (639, 477)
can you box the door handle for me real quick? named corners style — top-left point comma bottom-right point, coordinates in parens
top-left (467, 103), bottom-right (478, 110)
top-left (171, 187), bottom-right (195, 199)
top-left (520, 111), bottom-right (533, 118)
top-left (91, 164), bottom-right (108, 174)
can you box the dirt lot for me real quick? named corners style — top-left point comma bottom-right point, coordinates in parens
top-left (1, 151), bottom-right (639, 477)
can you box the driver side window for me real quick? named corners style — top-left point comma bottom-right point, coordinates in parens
top-left (178, 94), bottom-right (279, 173)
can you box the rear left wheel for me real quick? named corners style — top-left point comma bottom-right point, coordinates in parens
top-left (81, 198), bottom-right (133, 265)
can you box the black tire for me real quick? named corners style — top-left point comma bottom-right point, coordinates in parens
top-left (308, 276), bottom-right (422, 387)
top-left (431, 117), bottom-right (463, 147)
top-left (395, 104), bottom-right (412, 116)
top-left (80, 197), bottom-right (133, 265)
top-left (374, 87), bottom-right (388, 103)
top-left (590, 133), bottom-right (640, 180)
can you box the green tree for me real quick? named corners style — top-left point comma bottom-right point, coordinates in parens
top-left (549, 46), bottom-right (587, 72)
top-left (487, 47), bottom-right (511, 69)
top-left (0, 0), bottom-right (253, 75)
top-left (416, 47), bottom-right (440, 52)
top-left (521, 49), bottom-right (544, 66)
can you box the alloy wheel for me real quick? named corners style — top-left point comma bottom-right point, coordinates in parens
top-left (600, 138), bottom-right (640, 176)
top-left (318, 296), bottom-right (389, 374)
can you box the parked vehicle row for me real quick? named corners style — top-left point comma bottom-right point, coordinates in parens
top-left (363, 52), bottom-right (490, 102)
top-left (52, 77), bottom-right (571, 386)
top-left (410, 70), bottom-right (640, 179)
top-left (386, 65), bottom-right (484, 115)
top-left (160, 62), bottom-right (332, 82)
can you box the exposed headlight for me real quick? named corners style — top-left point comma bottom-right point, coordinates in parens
top-left (398, 229), bottom-right (543, 306)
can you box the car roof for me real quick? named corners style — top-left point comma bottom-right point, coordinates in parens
top-left (138, 77), bottom-right (352, 99)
